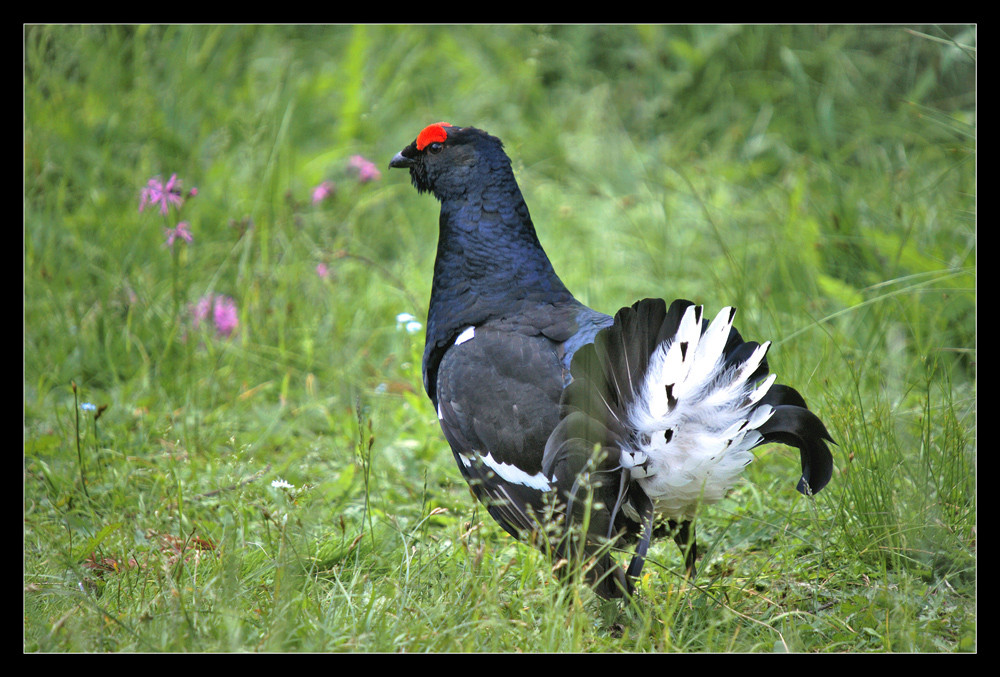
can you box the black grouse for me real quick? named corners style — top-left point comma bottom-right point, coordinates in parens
top-left (389, 122), bottom-right (834, 598)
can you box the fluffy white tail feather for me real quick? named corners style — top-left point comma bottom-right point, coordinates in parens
top-left (625, 304), bottom-right (776, 519)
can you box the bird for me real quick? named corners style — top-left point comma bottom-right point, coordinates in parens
top-left (389, 122), bottom-right (834, 598)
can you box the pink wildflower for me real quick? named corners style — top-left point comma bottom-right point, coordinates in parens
top-left (165, 221), bottom-right (193, 248)
top-left (191, 294), bottom-right (238, 338)
top-left (212, 295), bottom-right (238, 337)
top-left (316, 263), bottom-right (330, 279)
top-left (191, 296), bottom-right (212, 327)
top-left (348, 155), bottom-right (381, 183)
top-left (139, 173), bottom-right (188, 214)
top-left (312, 180), bottom-right (335, 204)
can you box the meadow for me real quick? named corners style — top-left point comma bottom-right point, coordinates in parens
top-left (24, 25), bottom-right (975, 652)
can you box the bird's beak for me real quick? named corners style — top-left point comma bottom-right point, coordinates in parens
top-left (389, 151), bottom-right (413, 169)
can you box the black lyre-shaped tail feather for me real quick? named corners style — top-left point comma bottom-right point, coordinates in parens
top-left (757, 383), bottom-right (835, 495)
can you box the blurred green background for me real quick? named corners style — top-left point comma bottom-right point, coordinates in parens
top-left (25, 25), bottom-right (975, 652)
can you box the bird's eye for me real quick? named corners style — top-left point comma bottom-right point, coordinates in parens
top-left (427, 142), bottom-right (444, 155)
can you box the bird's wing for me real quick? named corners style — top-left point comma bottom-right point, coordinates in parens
top-left (434, 325), bottom-right (565, 541)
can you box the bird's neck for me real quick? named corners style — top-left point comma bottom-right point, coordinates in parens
top-left (420, 174), bottom-right (583, 404)
top-left (427, 182), bottom-right (573, 335)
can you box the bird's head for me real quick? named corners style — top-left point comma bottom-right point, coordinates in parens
top-left (389, 123), bottom-right (511, 200)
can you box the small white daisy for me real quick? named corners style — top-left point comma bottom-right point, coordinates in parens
top-left (396, 312), bottom-right (423, 333)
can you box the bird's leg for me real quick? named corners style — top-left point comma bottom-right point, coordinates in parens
top-left (668, 519), bottom-right (697, 577)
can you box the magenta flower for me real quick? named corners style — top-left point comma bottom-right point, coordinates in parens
top-left (212, 295), bottom-right (238, 337)
top-left (140, 173), bottom-right (190, 214)
top-left (348, 155), bottom-right (381, 183)
top-left (316, 262), bottom-right (330, 279)
top-left (191, 296), bottom-right (212, 326)
top-left (164, 221), bottom-right (193, 248)
top-left (191, 294), bottom-right (238, 338)
top-left (312, 180), bottom-right (335, 204)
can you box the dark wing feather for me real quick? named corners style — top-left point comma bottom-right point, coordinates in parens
top-left (434, 326), bottom-right (564, 540)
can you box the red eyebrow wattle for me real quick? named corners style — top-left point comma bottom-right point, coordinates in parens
top-left (416, 122), bottom-right (452, 151)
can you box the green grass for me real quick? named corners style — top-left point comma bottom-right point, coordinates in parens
top-left (24, 25), bottom-right (975, 652)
